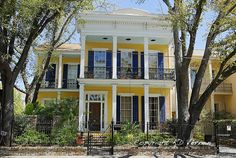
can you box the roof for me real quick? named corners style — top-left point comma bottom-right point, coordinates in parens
top-left (111, 8), bottom-right (152, 16)
top-left (36, 43), bottom-right (81, 52)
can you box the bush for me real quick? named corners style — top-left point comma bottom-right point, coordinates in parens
top-left (24, 102), bottom-right (44, 115)
top-left (13, 115), bottom-right (29, 137)
top-left (15, 129), bottom-right (49, 145)
top-left (51, 124), bottom-right (77, 146)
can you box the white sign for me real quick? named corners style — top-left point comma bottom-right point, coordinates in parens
top-left (227, 125), bottom-right (232, 131)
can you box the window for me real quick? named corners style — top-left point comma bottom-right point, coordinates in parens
top-left (148, 53), bottom-right (158, 68)
top-left (120, 96), bottom-right (132, 122)
top-left (68, 64), bottom-right (77, 88)
top-left (121, 51), bottom-right (132, 67)
top-left (94, 51), bottom-right (106, 78)
top-left (149, 97), bottom-right (159, 129)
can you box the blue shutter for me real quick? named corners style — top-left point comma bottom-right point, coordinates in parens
top-left (158, 53), bottom-right (164, 80)
top-left (106, 50), bottom-right (112, 79)
top-left (159, 96), bottom-right (166, 123)
top-left (62, 64), bottom-right (68, 88)
top-left (133, 96), bottom-right (139, 123)
top-left (132, 51), bottom-right (138, 78)
top-left (116, 95), bottom-right (120, 124)
top-left (46, 64), bottom-right (56, 82)
top-left (117, 51), bottom-right (121, 78)
top-left (88, 51), bottom-right (94, 75)
top-left (141, 96), bottom-right (145, 132)
top-left (51, 64), bottom-right (56, 82)
top-left (141, 52), bottom-right (144, 79)
top-left (77, 64), bottom-right (80, 88)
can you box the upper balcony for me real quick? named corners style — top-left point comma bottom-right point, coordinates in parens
top-left (201, 82), bottom-right (233, 94)
top-left (84, 66), bottom-right (175, 80)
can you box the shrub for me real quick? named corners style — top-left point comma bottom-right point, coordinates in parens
top-left (15, 129), bottom-right (49, 145)
top-left (13, 115), bottom-right (29, 137)
top-left (51, 124), bottom-right (77, 146)
top-left (24, 102), bottom-right (44, 115)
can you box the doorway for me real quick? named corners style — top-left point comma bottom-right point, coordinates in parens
top-left (89, 102), bottom-right (101, 131)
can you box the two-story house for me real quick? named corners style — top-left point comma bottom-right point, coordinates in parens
top-left (37, 8), bottom-right (236, 133)
top-left (37, 8), bottom-right (176, 132)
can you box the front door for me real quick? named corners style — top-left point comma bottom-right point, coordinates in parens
top-left (89, 102), bottom-right (101, 131)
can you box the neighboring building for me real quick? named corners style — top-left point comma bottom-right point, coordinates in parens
top-left (36, 8), bottom-right (235, 132)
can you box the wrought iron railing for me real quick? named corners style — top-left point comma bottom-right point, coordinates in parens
top-left (62, 79), bottom-right (78, 89)
top-left (215, 83), bottom-right (232, 93)
top-left (149, 68), bottom-right (175, 80)
top-left (201, 82), bottom-right (232, 93)
top-left (84, 66), bottom-right (112, 79)
top-left (117, 67), bottom-right (144, 79)
top-left (41, 80), bottom-right (57, 88)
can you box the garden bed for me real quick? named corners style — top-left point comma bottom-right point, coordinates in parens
top-left (0, 145), bottom-right (216, 156)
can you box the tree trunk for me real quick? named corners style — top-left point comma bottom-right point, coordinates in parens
top-left (31, 81), bottom-right (42, 104)
top-left (0, 74), bottom-right (14, 146)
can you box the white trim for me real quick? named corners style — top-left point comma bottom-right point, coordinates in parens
top-left (120, 95), bottom-right (133, 123)
top-left (118, 93), bottom-right (135, 96)
top-left (39, 89), bottom-right (79, 92)
top-left (92, 48), bottom-right (108, 51)
top-left (112, 84), bottom-right (117, 123)
top-left (58, 54), bottom-right (63, 88)
top-left (112, 36), bottom-right (117, 79)
top-left (78, 78), bottom-right (175, 88)
top-left (144, 37), bottom-right (149, 79)
top-left (148, 50), bottom-right (161, 54)
top-left (144, 84), bottom-right (149, 133)
top-left (119, 49), bottom-right (135, 52)
top-left (149, 94), bottom-right (161, 97)
top-left (84, 91), bottom-right (108, 131)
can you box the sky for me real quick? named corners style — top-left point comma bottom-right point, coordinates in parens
top-left (70, 0), bottom-right (213, 49)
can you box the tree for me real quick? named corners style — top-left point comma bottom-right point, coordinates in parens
top-left (15, 0), bottom-right (112, 105)
top-left (0, 0), bottom-right (93, 146)
top-left (139, 0), bottom-right (236, 144)
top-left (17, 13), bottom-right (77, 104)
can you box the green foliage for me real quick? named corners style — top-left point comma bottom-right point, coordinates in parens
top-left (120, 122), bottom-right (141, 136)
top-left (51, 122), bottom-right (77, 146)
top-left (40, 98), bottom-right (79, 124)
top-left (15, 129), bottom-right (49, 146)
top-left (214, 111), bottom-right (235, 120)
top-left (14, 90), bottom-right (24, 115)
top-left (24, 102), bottom-right (44, 115)
top-left (192, 125), bottom-right (204, 141)
top-left (13, 115), bottom-right (29, 137)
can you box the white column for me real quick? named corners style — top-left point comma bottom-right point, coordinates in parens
top-left (144, 37), bottom-right (149, 79)
top-left (209, 61), bottom-right (215, 113)
top-left (144, 84), bottom-right (149, 133)
top-left (78, 83), bottom-right (85, 131)
top-left (80, 35), bottom-right (86, 78)
top-left (112, 36), bottom-right (117, 79)
top-left (112, 84), bottom-right (117, 123)
top-left (58, 54), bottom-right (63, 88)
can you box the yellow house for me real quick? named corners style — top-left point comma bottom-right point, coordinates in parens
top-left (36, 8), bottom-right (236, 132)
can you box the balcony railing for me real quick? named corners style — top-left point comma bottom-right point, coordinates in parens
top-left (201, 82), bottom-right (232, 93)
top-left (149, 68), bottom-right (175, 80)
top-left (117, 67), bottom-right (144, 79)
top-left (215, 83), bottom-right (232, 93)
top-left (62, 79), bottom-right (78, 89)
top-left (83, 66), bottom-right (175, 80)
top-left (41, 80), bottom-right (57, 88)
top-left (84, 66), bottom-right (112, 79)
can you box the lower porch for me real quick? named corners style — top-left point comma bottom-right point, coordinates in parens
top-left (78, 84), bottom-right (174, 133)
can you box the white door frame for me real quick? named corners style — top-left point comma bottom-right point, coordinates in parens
top-left (85, 91), bottom-right (108, 131)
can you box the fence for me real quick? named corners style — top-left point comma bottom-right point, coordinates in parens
top-left (11, 117), bottom-right (236, 155)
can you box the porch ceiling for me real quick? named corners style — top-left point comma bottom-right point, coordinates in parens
top-left (86, 35), bottom-right (171, 45)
